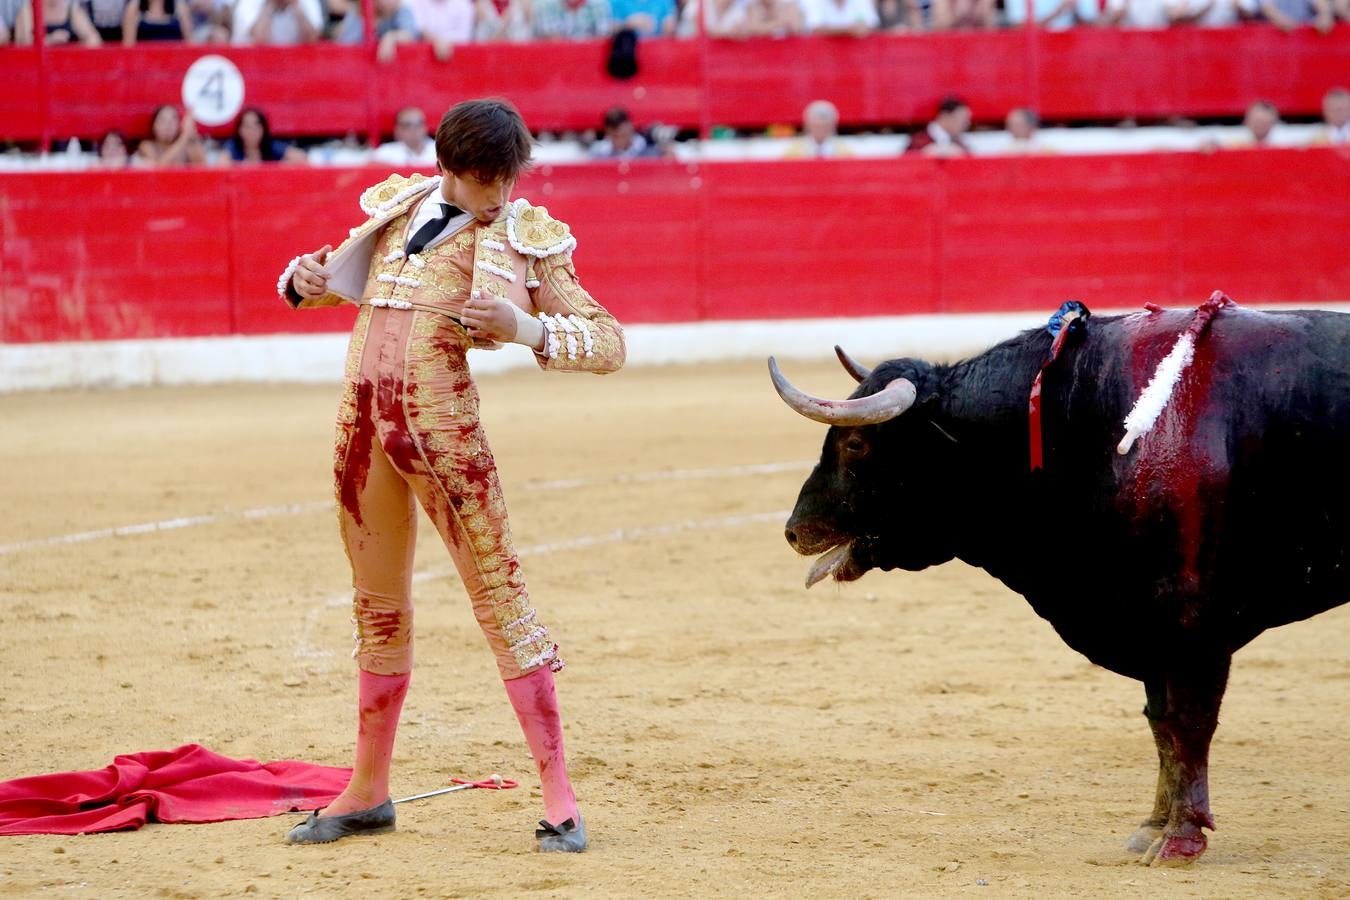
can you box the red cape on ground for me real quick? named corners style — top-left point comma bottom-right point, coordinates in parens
top-left (0, 744), bottom-right (350, 836)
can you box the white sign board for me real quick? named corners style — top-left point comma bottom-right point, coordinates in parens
top-left (181, 55), bottom-right (245, 127)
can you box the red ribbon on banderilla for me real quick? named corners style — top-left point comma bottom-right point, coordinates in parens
top-left (1028, 300), bottom-right (1091, 472)
top-left (394, 774), bottom-right (519, 805)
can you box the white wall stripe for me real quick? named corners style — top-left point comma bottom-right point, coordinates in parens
top-left (6, 305), bottom-right (1350, 393)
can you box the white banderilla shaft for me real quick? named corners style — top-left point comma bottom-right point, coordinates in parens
top-left (393, 774), bottom-right (505, 805)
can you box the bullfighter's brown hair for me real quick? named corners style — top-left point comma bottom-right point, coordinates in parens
top-left (434, 98), bottom-right (533, 185)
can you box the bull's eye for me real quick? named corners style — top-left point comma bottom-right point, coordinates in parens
top-left (844, 435), bottom-right (867, 455)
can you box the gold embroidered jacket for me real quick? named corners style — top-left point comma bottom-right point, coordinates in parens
top-left (278, 173), bottom-right (625, 375)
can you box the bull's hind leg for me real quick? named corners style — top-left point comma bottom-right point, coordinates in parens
top-left (1137, 654), bottom-right (1231, 866)
top-left (1124, 680), bottom-right (1172, 854)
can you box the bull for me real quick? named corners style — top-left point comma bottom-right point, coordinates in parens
top-left (770, 303), bottom-right (1350, 865)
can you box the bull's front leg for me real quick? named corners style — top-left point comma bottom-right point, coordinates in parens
top-left (1135, 654), bottom-right (1230, 866)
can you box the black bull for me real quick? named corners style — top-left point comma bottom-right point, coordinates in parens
top-left (771, 306), bottom-right (1350, 866)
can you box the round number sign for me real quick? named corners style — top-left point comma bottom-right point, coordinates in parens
top-left (181, 55), bottom-right (245, 127)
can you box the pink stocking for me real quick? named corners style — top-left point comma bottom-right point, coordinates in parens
top-left (324, 668), bottom-right (410, 818)
top-left (504, 666), bottom-right (579, 826)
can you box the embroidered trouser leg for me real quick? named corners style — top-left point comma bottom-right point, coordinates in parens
top-left (335, 375), bottom-right (418, 676)
top-left (335, 306), bottom-right (560, 680)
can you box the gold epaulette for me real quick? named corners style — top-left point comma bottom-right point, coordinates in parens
top-left (359, 173), bottom-right (436, 218)
top-left (506, 198), bottom-right (577, 259)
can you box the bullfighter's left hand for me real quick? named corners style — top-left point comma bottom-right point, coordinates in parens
top-left (461, 294), bottom-right (519, 343)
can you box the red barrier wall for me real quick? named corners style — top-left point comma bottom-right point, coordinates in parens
top-left (3, 27), bottom-right (1348, 144)
top-left (3, 150), bottom-right (1349, 344)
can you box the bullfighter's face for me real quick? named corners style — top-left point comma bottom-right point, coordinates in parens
top-left (776, 355), bottom-right (958, 588)
top-left (444, 172), bottom-right (515, 224)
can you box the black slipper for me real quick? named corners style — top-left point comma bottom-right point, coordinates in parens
top-left (286, 798), bottom-right (396, 845)
top-left (535, 813), bottom-right (586, 852)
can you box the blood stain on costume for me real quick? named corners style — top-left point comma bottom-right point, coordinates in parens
top-left (355, 599), bottom-right (405, 649)
top-left (339, 382), bottom-right (376, 527)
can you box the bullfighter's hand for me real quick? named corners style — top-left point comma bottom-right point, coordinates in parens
top-left (461, 294), bottom-right (518, 343)
top-left (293, 245), bottom-right (333, 298)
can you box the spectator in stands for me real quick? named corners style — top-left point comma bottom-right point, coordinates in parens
top-left (135, 104), bottom-right (207, 166)
top-left (1254, 0), bottom-right (1334, 30)
top-left (784, 100), bottom-right (852, 158)
top-left (1, 0), bottom-right (26, 43)
top-left (1172, 0), bottom-right (1242, 25)
top-left (476, 0), bottom-right (533, 38)
top-left (679, 0), bottom-right (767, 34)
top-left (1002, 0), bottom-right (1093, 28)
top-left (84, 0), bottom-right (129, 41)
top-left (13, 0), bottom-right (103, 44)
top-left (590, 107), bottom-right (657, 158)
top-left (1311, 86), bottom-right (1350, 145)
top-left (906, 96), bottom-right (972, 156)
top-left (97, 130), bottom-right (131, 168)
top-left (930, 0), bottom-right (992, 28)
top-left (224, 107), bottom-right (307, 163)
top-left (323, 0), bottom-right (354, 34)
top-left (1228, 100), bottom-right (1279, 148)
top-left (720, 0), bottom-right (806, 34)
top-left (677, 0), bottom-right (749, 34)
top-left (340, 0), bottom-right (419, 59)
top-left (876, 0), bottom-right (922, 28)
top-left (372, 106), bottom-right (439, 165)
top-left (533, 0), bottom-right (610, 37)
top-left (610, 0), bottom-right (676, 33)
top-left (802, 0), bottom-right (878, 33)
top-left (122, 0), bottom-right (196, 42)
top-left (187, 0), bottom-right (232, 41)
top-left (409, 0), bottom-right (473, 56)
top-left (1100, 0), bottom-right (1174, 26)
top-left (233, 0), bottom-right (323, 44)
top-left (1004, 106), bottom-right (1047, 153)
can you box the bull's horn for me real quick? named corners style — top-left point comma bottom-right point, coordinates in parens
top-left (833, 345), bottom-right (871, 383)
top-left (768, 357), bottom-right (917, 426)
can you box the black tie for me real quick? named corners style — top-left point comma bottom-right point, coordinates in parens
top-left (406, 202), bottom-right (462, 255)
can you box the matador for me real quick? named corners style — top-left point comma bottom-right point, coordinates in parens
top-left (275, 99), bottom-right (624, 851)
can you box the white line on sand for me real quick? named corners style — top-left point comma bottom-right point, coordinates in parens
top-left (0, 502), bottom-right (334, 556)
top-left (293, 509), bottom-right (792, 660)
top-left (0, 463), bottom-right (809, 557)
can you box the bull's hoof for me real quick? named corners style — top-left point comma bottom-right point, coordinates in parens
top-left (1124, 823), bottom-right (1164, 854)
top-left (1141, 831), bottom-right (1207, 866)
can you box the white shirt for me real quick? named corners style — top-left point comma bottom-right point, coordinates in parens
top-left (926, 121), bottom-right (953, 146)
top-left (408, 0), bottom-right (475, 40)
top-left (802, 0), bottom-right (877, 30)
top-left (232, 0), bottom-right (324, 44)
top-left (589, 133), bottom-right (650, 159)
top-left (1323, 123), bottom-right (1350, 145)
top-left (1187, 0), bottom-right (1239, 24)
top-left (372, 139), bottom-right (438, 167)
top-left (1106, 0), bottom-right (1169, 26)
top-left (404, 191), bottom-right (474, 253)
top-left (1002, 0), bottom-right (1096, 27)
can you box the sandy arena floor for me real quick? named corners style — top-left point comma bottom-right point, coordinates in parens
top-left (0, 359), bottom-right (1347, 899)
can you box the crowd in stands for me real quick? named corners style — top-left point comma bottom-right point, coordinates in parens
top-left (769, 87), bottom-right (1348, 158)
top-left (22, 85), bottom-right (1343, 171)
top-left (4, 0), bottom-right (1349, 45)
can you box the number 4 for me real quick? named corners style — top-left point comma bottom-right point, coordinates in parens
top-left (198, 69), bottom-right (225, 113)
